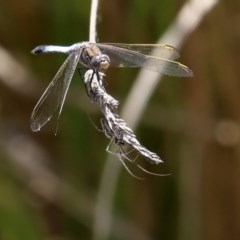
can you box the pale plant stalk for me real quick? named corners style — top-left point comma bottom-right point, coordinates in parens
top-left (89, 0), bottom-right (99, 43)
top-left (0, 46), bottom-right (39, 96)
top-left (92, 0), bottom-right (219, 240)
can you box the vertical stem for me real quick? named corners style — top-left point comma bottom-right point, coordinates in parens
top-left (89, 0), bottom-right (99, 42)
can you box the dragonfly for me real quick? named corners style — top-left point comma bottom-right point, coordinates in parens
top-left (30, 42), bottom-right (193, 132)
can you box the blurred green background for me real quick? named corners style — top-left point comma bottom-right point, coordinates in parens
top-left (0, 0), bottom-right (240, 239)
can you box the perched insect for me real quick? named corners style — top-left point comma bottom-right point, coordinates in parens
top-left (30, 42), bottom-right (193, 132)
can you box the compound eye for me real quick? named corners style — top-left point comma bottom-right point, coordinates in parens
top-left (101, 54), bottom-right (110, 63)
top-left (91, 56), bottom-right (102, 69)
top-left (91, 54), bottom-right (110, 72)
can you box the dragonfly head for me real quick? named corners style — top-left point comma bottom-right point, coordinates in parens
top-left (91, 54), bottom-right (110, 72)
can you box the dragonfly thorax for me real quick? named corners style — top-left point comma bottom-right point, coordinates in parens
top-left (80, 44), bottom-right (110, 72)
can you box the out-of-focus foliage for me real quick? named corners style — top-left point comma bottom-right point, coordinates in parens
top-left (0, 0), bottom-right (239, 240)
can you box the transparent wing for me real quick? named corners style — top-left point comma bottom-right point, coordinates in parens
top-left (96, 43), bottom-right (193, 77)
top-left (98, 43), bottom-right (180, 60)
top-left (30, 51), bottom-right (80, 132)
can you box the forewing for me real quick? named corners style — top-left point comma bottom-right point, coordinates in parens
top-left (98, 43), bottom-right (180, 60)
top-left (97, 43), bottom-right (193, 77)
top-left (30, 51), bottom-right (80, 132)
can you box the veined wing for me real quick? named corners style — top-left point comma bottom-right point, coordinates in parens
top-left (96, 43), bottom-right (193, 77)
top-left (30, 50), bottom-right (81, 132)
top-left (97, 43), bottom-right (180, 60)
